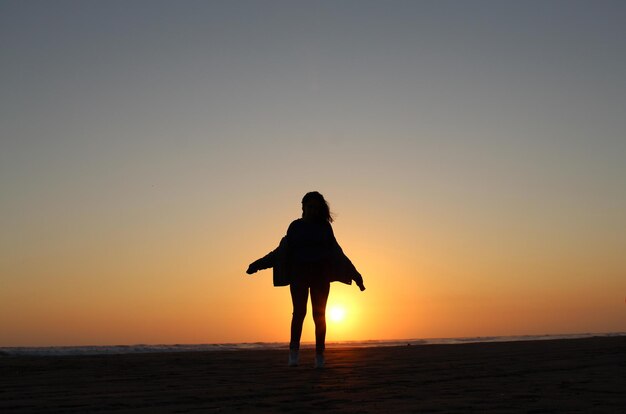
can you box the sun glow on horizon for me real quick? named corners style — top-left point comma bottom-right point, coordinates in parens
top-left (329, 306), bottom-right (346, 323)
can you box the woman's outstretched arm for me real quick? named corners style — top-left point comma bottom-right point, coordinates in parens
top-left (246, 249), bottom-right (276, 274)
top-left (328, 225), bottom-right (366, 291)
top-left (246, 234), bottom-right (290, 274)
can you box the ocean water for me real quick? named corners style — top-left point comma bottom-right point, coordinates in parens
top-left (2, 332), bottom-right (624, 357)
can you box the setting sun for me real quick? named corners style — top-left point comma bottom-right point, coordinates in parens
top-left (329, 306), bottom-right (346, 323)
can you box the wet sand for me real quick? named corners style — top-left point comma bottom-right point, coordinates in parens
top-left (1, 336), bottom-right (625, 413)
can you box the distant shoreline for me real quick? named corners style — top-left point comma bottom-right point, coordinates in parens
top-left (2, 331), bottom-right (624, 356)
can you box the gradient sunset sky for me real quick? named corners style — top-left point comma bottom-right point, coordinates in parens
top-left (1, 1), bottom-right (625, 347)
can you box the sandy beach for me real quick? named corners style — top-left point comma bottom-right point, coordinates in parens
top-left (1, 336), bottom-right (625, 413)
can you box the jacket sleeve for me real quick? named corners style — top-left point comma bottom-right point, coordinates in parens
top-left (251, 232), bottom-right (291, 271)
top-left (328, 225), bottom-right (364, 286)
top-left (250, 248), bottom-right (278, 271)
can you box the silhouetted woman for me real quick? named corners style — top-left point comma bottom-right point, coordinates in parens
top-left (246, 191), bottom-right (365, 368)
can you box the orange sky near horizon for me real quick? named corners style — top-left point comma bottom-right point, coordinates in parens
top-left (1, 188), bottom-right (624, 347)
top-left (1, 1), bottom-right (625, 347)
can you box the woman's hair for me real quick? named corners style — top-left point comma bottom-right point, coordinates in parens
top-left (301, 191), bottom-right (334, 223)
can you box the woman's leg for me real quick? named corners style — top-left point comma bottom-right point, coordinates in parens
top-left (310, 282), bottom-right (330, 355)
top-left (289, 283), bottom-right (309, 351)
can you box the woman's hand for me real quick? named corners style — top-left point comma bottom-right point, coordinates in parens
top-left (355, 272), bottom-right (366, 291)
top-left (246, 262), bottom-right (259, 274)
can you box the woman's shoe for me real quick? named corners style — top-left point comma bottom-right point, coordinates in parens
top-left (315, 353), bottom-right (325, 368)
top-left (288, 350), bottom-right (299, 367)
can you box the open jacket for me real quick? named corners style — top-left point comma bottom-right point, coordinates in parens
top-left (251, 236), bottom-right (364, 287)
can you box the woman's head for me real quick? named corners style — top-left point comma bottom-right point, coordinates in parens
top-left (301, 191), bottom-right (333, 223)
